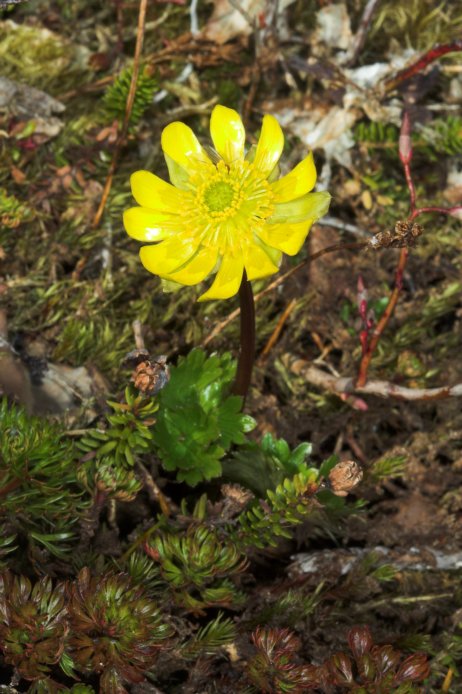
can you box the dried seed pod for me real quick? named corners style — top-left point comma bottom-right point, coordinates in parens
top-left (368, 221), bottom-right (423, 250)
top-left (220, 483), bottom-right (254, 518)
top-left (131, 355), bottom-right (169, 396)
top-left (327, 460), bottom-right (363, 496)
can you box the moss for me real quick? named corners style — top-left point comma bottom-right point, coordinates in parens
top-left (0, 20), bottom-right (89, 91)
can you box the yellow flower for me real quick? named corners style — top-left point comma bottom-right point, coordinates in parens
top-left (124, 105), bottom-right (331, 300)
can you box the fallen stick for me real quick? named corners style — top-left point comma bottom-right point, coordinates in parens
top-left (290, 358), bottom-right (462, 404)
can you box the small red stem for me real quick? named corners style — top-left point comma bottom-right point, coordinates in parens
top-left (403, 161), bottom-right (416, 214)
top-left (356, 248), bottom-right (408, 388)
top-left (411, 205), bottom-right (462, 220)
top-left (385, 40), bottom-right (462, 92)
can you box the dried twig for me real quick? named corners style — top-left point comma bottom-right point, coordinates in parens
top-left (92, 0), bottom-right (149, 229)
top-left (346, 0), bottom-right (382, 67)
top-left (136, 461), bottom-right (173, 517)
top-left (259, 298), bottom-right (297, 361)
top-left (291, 360), bottom-right (462, 404)
top-left (132, 319), bottom-right (145, 350)
top-left (318, 216), bottom-right (371, 238)
top-left (202, 240), bottom-right (366, 347)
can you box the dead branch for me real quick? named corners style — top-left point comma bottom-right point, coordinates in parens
top-left (92, 0), bottom-right (149, 229)
top-left (290, 359), bottom-right (462, 404)
top-left (202, 240), bottom-right (365, 347)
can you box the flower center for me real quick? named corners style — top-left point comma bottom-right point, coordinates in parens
top-left (184, 160), bottom-right (275, 255)
top-left (203, 181), bottom-right (236, 213)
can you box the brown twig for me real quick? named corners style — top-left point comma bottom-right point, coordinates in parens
top-left (132, 319), bottom-right (145, 350)
top-left (60, 76), bottom-right (115, 101)
top-left (136, 461), bottom-right (173, 517)
top-left (92, 0), bottom-right (148, 229)
top-left (259, 298), bottom-right (297, 362)
top-left (346, 0), bottom-right (382, 67)
top-left (202, 241), bottom-right (366, 348)
top-left (291, 360), bottom-right (462, 404)
top-left (113, 0), bottom-right (125, 54)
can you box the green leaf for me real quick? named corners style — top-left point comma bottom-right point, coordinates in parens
top-left (154, 349), bottom-right (253, 486)
top-left (222, 433), bottom-right (315, 497)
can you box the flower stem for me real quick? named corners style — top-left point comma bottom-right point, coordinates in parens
top-left (232, 271), bottom-right (255, 400)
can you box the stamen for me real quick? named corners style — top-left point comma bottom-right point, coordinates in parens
top-left (184, 159), bottom-right (275, 255)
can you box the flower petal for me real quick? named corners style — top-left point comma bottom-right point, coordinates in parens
top-left (130, 171), bottom-right (182, 211)
top-left (161, 121), bottom-right (210, 174)
top-left (253, 115), bottom-right (284, 177)
top-left (139, 237), bottom-right (199, 277)
top-left (271, 152), bottom-right (317, 202)
top-left (164, 153), bottom-right (190, 189)
top-left (258, 221), bottom-right (313, 256)
top-left (198, 256), bottom-right (244, 301)
top-left (269, 191), bottom-right (331, 224)
top-left (123, 207), bottom-right (176, 242)
top-left (210, 105), bottom-right (245, 164)
top-left (243, 243), bottom-right (279, 281)
top-left (166, 246), bottom-right (219, 286)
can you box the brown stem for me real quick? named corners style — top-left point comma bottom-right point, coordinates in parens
top-left (356, 247), bottom-right (408, 387)
top-left (79, 490), bottom-right (108, 543)
top-left (291, 359), bottom-right (462, 404)
top-left (347, 0), bottom-right (381, 67)
top-left (232, 271), bottom-right (255, 400)
top-left (0, 477), bottom-right (23, 499)
top-left (259, 298), bottom-right (297, 362)
top-left (92, 0), bottom-right (148, 229)
top-left (136, 461), bottom-right (173, 517)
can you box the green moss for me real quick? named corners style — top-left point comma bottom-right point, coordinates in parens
top-left (0, 20), bottom-right (89, 91)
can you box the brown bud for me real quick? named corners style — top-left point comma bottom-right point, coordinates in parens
top-left (327, 653), bottom-right (353, 684)
top-left (372, 644), bottom-right (401, 676)
top-left (399, 111), bottom-right (413, 165)
top-left (348, 625), bottom-right (373, 659)
top-left (327, 460), bottom-right (363, 497)
top-left (356, 653), bottom-right (376, 681)
top-left (395, 653), bottom-right (430, 683)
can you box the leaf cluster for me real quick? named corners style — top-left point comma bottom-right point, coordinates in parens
top-left (78, 385), bottom-right (158, 500)
top-left (0, 568), bottom-right (173, 693)
top-left (355, 117), bottom-right (462, 161)
top-left (246, 625), bottom-right (430, 693)
top-left (0, 399), bottom-right (87, 563)
top-left (153, 349), bottom-right (255, 485)
top-left (145, 524), bottom-right (247, 612)
top-left (103, 65), bottom-right (157, 129)
top-left (232, 467), bottom-right (329, 550)
top-left (0, 187), bottom-right (32, 230)
top-left (223, 432), bottom-right (313, 497)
